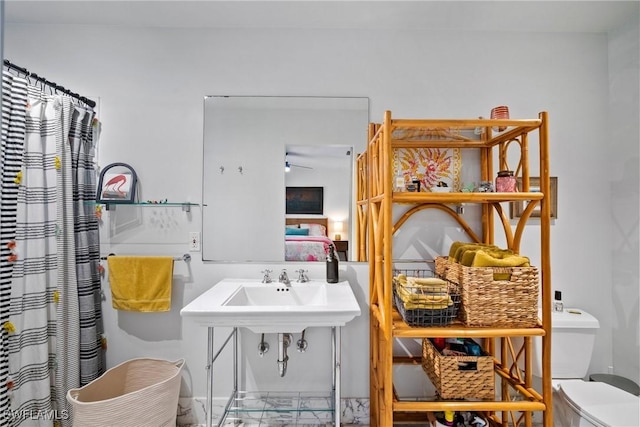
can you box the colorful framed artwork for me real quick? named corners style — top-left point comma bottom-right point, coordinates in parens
top-left (393, 147), bottom-right (462, 191)
top-left (97, 163), bottom-right (138, 204)
top-left (510, 176), bottom-right (558, 219)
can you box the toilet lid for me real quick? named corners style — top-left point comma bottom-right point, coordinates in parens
top-left (559, 381), bottom-right (640, 427)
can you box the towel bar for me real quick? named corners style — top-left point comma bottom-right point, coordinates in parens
top-left (100, 253), bottom-right (192, 262)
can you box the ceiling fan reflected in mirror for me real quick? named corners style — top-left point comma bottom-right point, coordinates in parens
top-left (285, 152), bottom-right (313, 173)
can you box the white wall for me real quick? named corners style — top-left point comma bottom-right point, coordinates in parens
top-left (4, 21), bottom-right (639, 399)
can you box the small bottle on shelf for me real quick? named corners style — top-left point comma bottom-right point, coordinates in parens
top-left (554, 290), bottom-right (564, 312)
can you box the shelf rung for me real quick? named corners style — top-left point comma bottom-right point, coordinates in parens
top-left (393, 399), bottom-right (546, 413)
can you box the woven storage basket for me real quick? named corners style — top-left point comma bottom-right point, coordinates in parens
top-left (434, 256), bottom-right (449, 278)
top-left (436, 256), bottom-right (539, 327)
top-left (422, 338), bottom-right (494, 400)
top-left (67, 357), bottom-right (184, 427)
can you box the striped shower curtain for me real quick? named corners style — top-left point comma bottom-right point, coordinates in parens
top-left (0, 73), bottom-right (27, 427)
top-left (0, 71), bottom-right (103, 427)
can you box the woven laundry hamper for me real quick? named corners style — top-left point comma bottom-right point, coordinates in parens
top-left (67, 358), bottom-right (184, 427)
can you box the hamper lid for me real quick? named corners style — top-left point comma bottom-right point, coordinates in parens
top-left (559, 381), bottom-right (639, 427)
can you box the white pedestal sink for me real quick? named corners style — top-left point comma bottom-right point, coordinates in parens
top-left (180, 278), bottom-right (361, 333)
top-left (180, 278), bottom-right (361, 427)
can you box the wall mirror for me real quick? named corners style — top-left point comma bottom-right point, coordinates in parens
top-left (202, 96), bottom-right (369, 262)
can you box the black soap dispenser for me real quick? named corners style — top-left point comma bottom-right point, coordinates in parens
top-left (326, 244), bottom-right (339, 283)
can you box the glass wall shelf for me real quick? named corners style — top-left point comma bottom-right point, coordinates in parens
top-left (91, 201), bottom-right (199, 212)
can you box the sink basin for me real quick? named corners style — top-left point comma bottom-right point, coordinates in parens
top-left (223, 284), bottom-right (327, 307)
top-left (180, 279), bottom-right (361, 333)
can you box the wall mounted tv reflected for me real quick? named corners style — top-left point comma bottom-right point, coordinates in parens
top-left (286, 187), bottom-right (324, 215)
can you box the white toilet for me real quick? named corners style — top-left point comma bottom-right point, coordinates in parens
top-left (532, 308), bottom-right (640, 427)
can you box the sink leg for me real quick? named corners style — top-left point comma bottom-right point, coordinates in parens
top-left (233, 327), bottom-right (238, 421)
top-left (206, 327), bottom-right (214, 427)
top-left (233, 327), bottom-right (238, 391)
top-left (332, 326), bottom-right (342, 426)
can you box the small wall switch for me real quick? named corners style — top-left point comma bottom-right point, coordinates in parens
top-left (189, 232), bottom-right (201, 252)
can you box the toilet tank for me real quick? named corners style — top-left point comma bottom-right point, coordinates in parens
top-left (533, 308), bottom-right (600, 379)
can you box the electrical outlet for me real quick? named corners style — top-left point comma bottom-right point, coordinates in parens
top-left (189, 232), bottom-right (201, 252)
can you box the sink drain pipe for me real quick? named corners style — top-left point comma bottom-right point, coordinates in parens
top-left (277, 333), bottom-right (292, 377)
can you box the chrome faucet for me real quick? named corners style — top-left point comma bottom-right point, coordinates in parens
top-left (261, 269), bottom-right (273, 283)
top-left (295, 269), bottom-right (309, 283)
top-left (278, 269), bottom-right (291, 287)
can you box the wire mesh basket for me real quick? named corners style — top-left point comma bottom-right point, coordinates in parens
top-left (393, 268), bottom-right (460, 326)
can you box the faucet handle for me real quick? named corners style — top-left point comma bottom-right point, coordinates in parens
top-left (261, 269), bottom-right (273, 283)
top-left (295, 269), bottom-right (309, 283)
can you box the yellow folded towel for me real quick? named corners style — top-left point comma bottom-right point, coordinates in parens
top-left (472, 249), bottom-right (530, 268)
top-left (396, 283), bottom-right (453, 309)
top-left (403, 300), bottom-right (452, 310)
top-left (406, 277), bottom-right (448, 293)
top-left (409, 277), bottom-right (448, 286)
top-left (471, 249), bottom-right (530, 280)
top-left (460, 249), bottom-right (480, 266)
top-left (448, 241), bottom-right (467, 258)
top-left (460, 248), bottom-right (516, 266)
top-left (452, 243), bottom-right (498, 262)
top-left (108, 256), bottom-right (174, 312)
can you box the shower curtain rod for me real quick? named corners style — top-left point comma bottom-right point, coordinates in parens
top-left (3, 59), bottom-right (97, 108)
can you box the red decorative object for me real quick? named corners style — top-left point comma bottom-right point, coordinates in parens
top-left (490, 105), bottom-right (510, 131)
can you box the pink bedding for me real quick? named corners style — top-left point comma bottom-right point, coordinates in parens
top-left (285, 235), bottom-right (334, 261)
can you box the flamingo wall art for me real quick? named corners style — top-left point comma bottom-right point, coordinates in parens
top-left (97, 163), bottom-right (138, 203)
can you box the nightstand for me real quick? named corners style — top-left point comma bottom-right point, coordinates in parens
top-left (333, 240), bottom-right (348, 261)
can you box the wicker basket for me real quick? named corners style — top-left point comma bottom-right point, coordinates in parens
top-left (67, 358), bottom-right (184, 427)
top-left (422, 338), bottom-right (494, 400)
top-left (434, 256), bottom-right (449, 278)
top-left (435, 256), bottom-right (539, 327)
top-left (393, 269), bottom-right (460, 326)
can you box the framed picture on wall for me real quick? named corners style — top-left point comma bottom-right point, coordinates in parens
top-left (286, 186), bottom-right (324, 215)
top-left (97, 163), bottom-right (138, 204)
top-left (510, 176), bottom-right (558, 219)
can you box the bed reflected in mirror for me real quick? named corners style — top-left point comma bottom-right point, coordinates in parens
top-left (284, 145), bottom-right (352, 261)
top-left (201, 96), bottom-right (368, 262)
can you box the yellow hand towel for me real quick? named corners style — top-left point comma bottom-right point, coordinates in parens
top-left (403, 300), bottom-right (452, 310)
top-left (406, 277), bottom-right (448, 293)
top-left (460, 249), bottom-right (480, 266)
top-left (108, 256), bottom-right (174, 312)
top-left (472, 249), bottom-right (530, 280)
top-left (471, 250), bottom-right (530, 268)
top-left (448, 241), bottom-right (467, 258)
top-left (453, 243), bottom-right (493, 262)
top-left (396, 284), bottom-right (451, 304)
